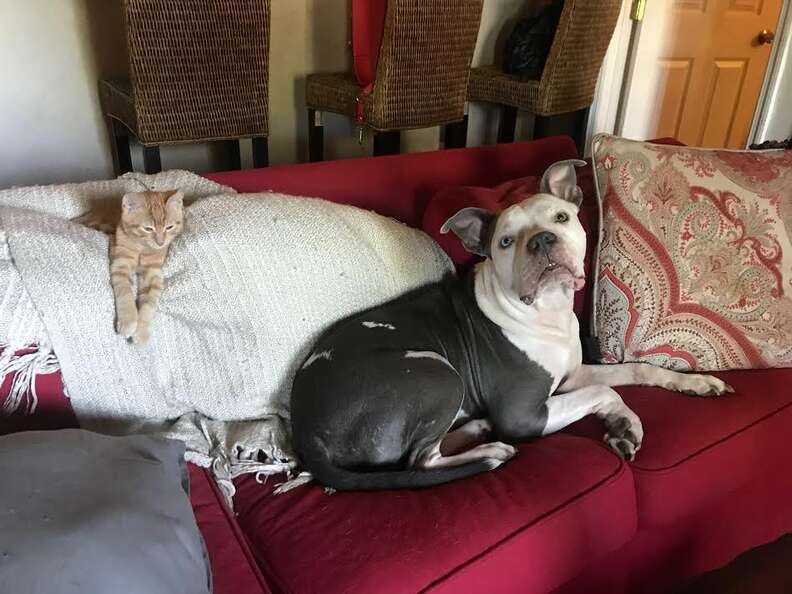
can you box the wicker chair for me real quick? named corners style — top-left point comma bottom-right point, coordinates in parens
top-left (305, 0), bottom-right (484, 160)
top-left (100, 0), bottom-right (270, 175)
top-left (468, 0), bottom-right (621, 152)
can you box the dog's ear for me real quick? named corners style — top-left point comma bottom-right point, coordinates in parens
top-left (440, 207), bottom-right (496, 257)
top-left (540, 159), bottom-right (587, 207)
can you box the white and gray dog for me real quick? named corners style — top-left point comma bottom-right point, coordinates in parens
top-left (290, 159), bottom-right (732, 491)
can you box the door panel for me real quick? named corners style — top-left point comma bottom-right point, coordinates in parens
top-left (700, 59), bottom-right (747, 146)
top-left (621, 0), bottom-right (782, 148)
top-left (656, 59), bottom-right (693, 138)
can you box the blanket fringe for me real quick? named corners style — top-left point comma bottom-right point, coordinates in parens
top-left (270, 471), bottom-right (314, 494)
top-left (0, 344), bottom-right (60, 416)
top-left (185, 446), bottom-right (295, 511)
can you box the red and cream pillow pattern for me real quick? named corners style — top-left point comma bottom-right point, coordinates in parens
top-left (592, 134), bottom-right (792, 371)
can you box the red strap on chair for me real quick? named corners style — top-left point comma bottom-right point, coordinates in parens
top-left (355, 83), bottom-right (375, 126)
top-left (351, 0), bottom-right (387, 87)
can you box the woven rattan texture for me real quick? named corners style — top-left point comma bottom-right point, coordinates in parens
top-left (468, 0), bottom-right (621, 116)
top-left (306, 0), bottom-right (483, 132)
top-left (305, 72), bottom-right (361, 118)
top-left (370, 0), bottom-right (483, 130)
top-left (101, 79), bottom-right (139, 135)
top-left (468, 67), bottom-right (541, 111)
top-left (120, 0), bottom-right (270, 144)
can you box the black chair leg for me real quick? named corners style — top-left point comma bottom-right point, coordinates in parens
top-left (373, 130), bottom-right (401, 156)
top-left (142, 145), bottom-right (162, 174)
top-left (219, 140), bottom-right (241, 171)
top-left (252, 137), bottom-right (269, 168)
top-left (109, 118), bottom-right (132, 176)
top-left (308, 109), bottom-right (324, 162)
top-left (577, 107), bottom-right (591, 156)
top-left (534, 107), bottom-right (590, 155)
top-left (497, 105), bottom-right (518, 143)
top-left (444, 115), bottom-right (469, 149)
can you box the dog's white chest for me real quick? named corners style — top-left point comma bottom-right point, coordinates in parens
top-left (503, 317), bottom-right (582, 393)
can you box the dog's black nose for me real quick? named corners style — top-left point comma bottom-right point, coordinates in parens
top-left (527, 231), bottom-right (557, 253)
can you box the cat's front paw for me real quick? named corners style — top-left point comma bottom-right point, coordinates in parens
top-left (131, 324), bottom-right (150, 345)
top-left (116, 312), bottom-right (138, 339)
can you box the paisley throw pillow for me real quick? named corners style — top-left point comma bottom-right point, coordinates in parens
top-left (592, 134), bottom-right (792, 371)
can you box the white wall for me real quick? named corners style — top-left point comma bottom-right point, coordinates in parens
top-left (0, 0), bottom-right (116, 187)
top-left (0, 1), bottom-right (536, 190)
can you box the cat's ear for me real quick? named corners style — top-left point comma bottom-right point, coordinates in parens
top-left (121, 192), bottom-right (147, 214)
top-left (165, 190), bottom-right (184, 211)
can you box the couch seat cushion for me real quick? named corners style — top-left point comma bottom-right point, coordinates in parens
top-left (233, 434), bottom-right (636, 594)
top-left (566, 368), bottom-right (792, 526)
top-left (188, 464), bottom-right (271, 594)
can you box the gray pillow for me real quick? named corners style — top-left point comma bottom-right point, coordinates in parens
top-left (0, 429), bottom-right (211, 594)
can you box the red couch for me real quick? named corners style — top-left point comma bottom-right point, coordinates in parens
top-left (4, 136), bottom-right (791, 594)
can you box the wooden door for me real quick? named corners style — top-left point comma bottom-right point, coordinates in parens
top-left (620, 0), bottom-right (783, 148)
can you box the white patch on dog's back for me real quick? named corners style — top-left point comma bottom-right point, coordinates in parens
top-left (302, 350), bottom-right (332, 369)
top-left (362, 321), bottom-right (396, 330)
top-left (404, 350), bottom-right (455, 370)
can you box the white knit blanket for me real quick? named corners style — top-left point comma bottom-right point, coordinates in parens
top-left (0, 171), bottom-right (453, 500)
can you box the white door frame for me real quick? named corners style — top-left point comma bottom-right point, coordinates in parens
top-left (586, 0), bottom-right (792, 154)
top-left (750, 0), bottom-right (792, 143)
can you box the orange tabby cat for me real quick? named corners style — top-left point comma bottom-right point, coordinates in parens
top-left (76, 190), bottom-right (184, 344)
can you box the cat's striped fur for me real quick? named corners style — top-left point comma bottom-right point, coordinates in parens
top-left (76, 190), bottom-right (184, 344)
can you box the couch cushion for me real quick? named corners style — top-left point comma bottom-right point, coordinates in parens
top-left (566, 368), bottom-right (792, 527)
top-left (206, 136), bottom-right (579, 229)
top-left (592, 134), bottom-right (792, 370)
top-left (188, 464), bottom-right (272, 594)
top-left (233, 434), bottom-right (636, 594)
top-left (0, 430), bottom-right (211, 594)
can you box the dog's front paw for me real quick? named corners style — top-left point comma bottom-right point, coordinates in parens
top-left (674, 374), bottom-right (734, 397)
top-left (478, 441), bottom-right (517, 462)
top-left (116, 311), bottom-right (138, 339)
top-left (603, 414), bottom-right (643, 461)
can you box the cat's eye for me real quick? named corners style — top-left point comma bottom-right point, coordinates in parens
top-left (165, 224), bottom-right (175, 231)
top-left (142, 226), bottom-right (154, 232)
top-left (555, 212), bottom-right (569, 224)
top-left (499, 236), bottom-right (514, 249)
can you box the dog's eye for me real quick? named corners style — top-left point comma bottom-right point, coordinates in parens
top-left (555, 212), bottom-right (569, 223)
top-left (499, 236), bottom-right (514, 249)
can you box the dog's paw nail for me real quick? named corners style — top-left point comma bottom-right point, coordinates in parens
top-left (605, 434), bottom-right (639, 461)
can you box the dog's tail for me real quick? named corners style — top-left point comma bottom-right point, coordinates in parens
top-left (299, 439), bottom-right (501, 491)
